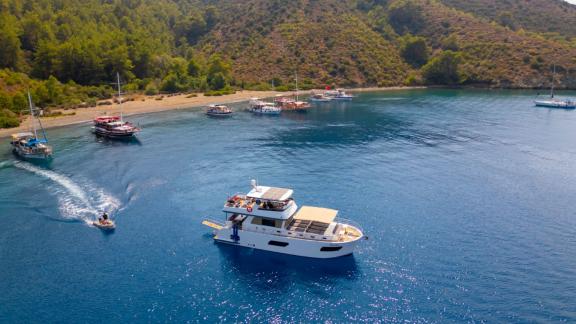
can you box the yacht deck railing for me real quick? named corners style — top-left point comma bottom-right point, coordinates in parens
top-left (335, 217), bottom-right (364, 234)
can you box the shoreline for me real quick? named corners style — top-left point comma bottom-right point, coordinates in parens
top-left (0, 87), bottom-right (423, 138)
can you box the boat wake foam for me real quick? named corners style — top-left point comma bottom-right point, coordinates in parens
top-left (0, 160), bottom-right (13, 169)
top-left (13, 162), bottom-right (120, 225)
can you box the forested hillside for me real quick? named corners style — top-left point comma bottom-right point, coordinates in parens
top-left (1, 0), bottom-right (576, 127)
top-left (439, 0), bottom-right (576, 37)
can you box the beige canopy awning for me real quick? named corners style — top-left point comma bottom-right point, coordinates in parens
top-left (293, 206), bottom-right (338, 224)
top-left (260, 187), bottom-right (292, 201)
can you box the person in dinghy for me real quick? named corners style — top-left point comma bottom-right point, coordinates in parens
top-left (93, 212), bottom-right (116, 230)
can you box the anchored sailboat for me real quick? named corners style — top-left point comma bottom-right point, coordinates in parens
top-left (10, 92), bottom-right (53, 160)
top-left (534, 65), bottom-right (576, 109)
top-left (93, 73), bottom-right (141, 138)
top-left (274, 72), bottom-right (311, 112)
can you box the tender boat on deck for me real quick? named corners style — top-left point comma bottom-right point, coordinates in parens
top-left (206, 104), bottom-right (233, 116)
top-left (202, 180), bottom-right (364, 258)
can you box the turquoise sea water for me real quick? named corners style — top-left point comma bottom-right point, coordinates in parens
top-left (1, 89), bottom-right (575, 322)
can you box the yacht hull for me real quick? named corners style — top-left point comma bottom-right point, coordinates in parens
top-left (93, 127), bottom-right (138, 138)
top-left (534, 100), bottom-right (576, 109)
top-left (213, 228), bottom-right (361, 259)
top-left (12, 146), bottom-right (52, 160)
top-left (207, 112), bottom-right (233, 117)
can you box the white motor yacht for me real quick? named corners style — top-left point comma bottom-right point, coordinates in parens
top-left (324, 89), bottom-right (354, 100)
top-left (203, 180), bottom-right (364, 258)
top-left (249, 98), bottom-right (281, 115)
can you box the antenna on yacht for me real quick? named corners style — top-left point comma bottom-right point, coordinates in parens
top-left (251, 179), bottom-right (259, 192)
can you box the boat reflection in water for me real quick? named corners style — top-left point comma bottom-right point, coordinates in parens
top-left (216, 242), bottom-right (360, 288)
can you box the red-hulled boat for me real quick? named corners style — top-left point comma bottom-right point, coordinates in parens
top-left (93, 116), bottom-right (140, 138)
top-left (274, 96), bottom-right (311, 112)
top-left (92, 73), bottom-right (141, 138)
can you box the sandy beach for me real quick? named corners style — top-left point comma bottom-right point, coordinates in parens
top-left (0, 90), bottom-right (284, 138)
top-left (0, 87), bottom-right (423, 138)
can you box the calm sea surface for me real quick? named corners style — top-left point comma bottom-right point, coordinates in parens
top-left (1, 89), bottom-right (575, 322)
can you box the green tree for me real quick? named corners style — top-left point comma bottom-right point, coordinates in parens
top-left (0, 92), bottom-right (12, 111)
top-left (497, 12), bottom-right (517, 30)
top-left (46, 76), bottom-right (63, 105)
top-left (21, 14), bottom-right (52, 51)
top-left (0, 14), bottom-right (24, 70)
top-left (422, 51), bottom-right (462, 85)
top-left (208, 72), bottom-right (226, 90)
top-left (160, 73), bottom-right (186, 92)
top-left (441, 35), bottom-right (459, 51)
top-left (204, 6), bottom-right (220, 28)
top-left (388, 1), bottom-right (424, 35)
top-left (400, 35), bottom-right (428, 67)
top-left (11, 92), bottom-right (28, 113)
top-left (207, 55), bottom-right (230, 78)
top-left (175, 12), bottom-right (207, 45)
top-left (187, 57), bottom-right (201, 77)
top-left (0, 109), bottom-right (20, 128)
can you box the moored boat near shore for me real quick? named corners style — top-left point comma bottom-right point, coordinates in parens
top-left (274, 96), bottom-right (311, 112)
top-left (309, 93), bottom-right (333, 102)
top-left (10, 92), bottom-right (53, 160)
top-left (92, 73), bottom-right (141, 138)
top-left (324, 89), bottom-right (354, 100)
top-left (249, 98), bottom-right (281, 115)
top-left (534, 99), bottom-right (576, 109)
top-left (534, 65), bottom-right (575, 109)
top-left (206, 104), bottom-right (233, 117)
top-left (203, 180), bottom-right (364, 258)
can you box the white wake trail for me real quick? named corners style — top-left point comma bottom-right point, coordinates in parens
top-left (0, 160), bottom-right (13, 169)
top-left (13, 162), bottom-right (120, 224)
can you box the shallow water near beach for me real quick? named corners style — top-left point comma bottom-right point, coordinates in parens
top-left (1, 89), bottom-right (576, 322)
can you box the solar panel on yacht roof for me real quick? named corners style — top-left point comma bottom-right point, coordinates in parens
top-left (261, 187), bottom-right (291, 200)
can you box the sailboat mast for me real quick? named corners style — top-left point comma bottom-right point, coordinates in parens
top-left (117, 72), bottom-right (123, 122)
top-left (27, 91), bottom-right (38, 139)
top-left (295, 72), bottom-right (299, 101)
top-left (551, 65), bottom-right (556, 99)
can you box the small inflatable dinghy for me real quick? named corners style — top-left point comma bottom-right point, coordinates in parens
top-left (93, 220), bottom-right (115, 230)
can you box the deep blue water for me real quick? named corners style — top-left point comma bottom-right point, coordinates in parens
top-left (1, 89), bottom-right (575, 322)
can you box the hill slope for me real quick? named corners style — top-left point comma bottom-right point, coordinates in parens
top-left (1, 0), bottom-right (576, 121)
top-left (439, 0), bottom-right (576, 37)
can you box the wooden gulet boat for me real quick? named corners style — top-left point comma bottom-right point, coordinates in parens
top-left (10, 92), bottom-right (53, 160)
top-left (93, 73), bottom-right (141, 138)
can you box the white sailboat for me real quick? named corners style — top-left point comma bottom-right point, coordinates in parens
top-left (534, 65), bottom-right (576, 109)
top-left (93, 73), bottom-right (141, 137)
top-left (10, 92), bottom-right (53, 160)
top-left (274, 72), bottom-right (311, 111)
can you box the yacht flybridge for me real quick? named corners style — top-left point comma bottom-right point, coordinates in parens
top-left (202, 180), bottom-right (364, 258)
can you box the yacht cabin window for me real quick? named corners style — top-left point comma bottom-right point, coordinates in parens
top-left (251, 216), bottom-right (282, 228)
